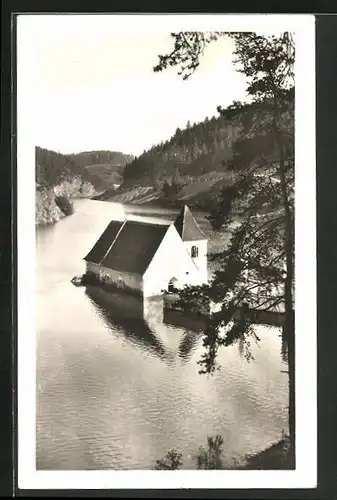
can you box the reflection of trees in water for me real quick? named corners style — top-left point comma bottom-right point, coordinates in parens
top-left (163, 309), bottom-right (203, 363)
top-left (234, 325), bottom-right (289, 365)
top-left (84, 286), bottom-right (201, 363)
top-left (281, 327), bottom-right (288, 364)
top-left (178, 330), bottom-right (200, 362)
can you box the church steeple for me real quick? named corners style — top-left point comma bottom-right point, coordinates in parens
top-left (174, 205), bottom-right (206, 242)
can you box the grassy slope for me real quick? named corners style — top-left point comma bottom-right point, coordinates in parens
top-left (94, 170), bottom-right (234, 208)
top-left (84, 163), bottom-right (124, 187)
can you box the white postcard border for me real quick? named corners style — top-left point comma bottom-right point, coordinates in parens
top-left (17, 13), bottom-right (316, 490)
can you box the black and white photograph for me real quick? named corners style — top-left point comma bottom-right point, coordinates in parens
top-left (16, 14), bottom-right (316, 490)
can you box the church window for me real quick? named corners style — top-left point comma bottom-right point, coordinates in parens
top-left (168, 277), bottom-right (177, 293)
top-left (191, 245), bottom-right (198, 258)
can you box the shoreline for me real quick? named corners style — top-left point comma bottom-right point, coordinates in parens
top-left (92, 192), bottom-right (199, 210)
top-left (242, 438), bottom-right (293, 470)
top-left (36, 191), bottom-right (104, 227)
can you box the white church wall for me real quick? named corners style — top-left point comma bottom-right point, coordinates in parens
top-left (182, 239), bottom-right (208, 283)
top-left (86, 261), bottom-right (142, 294)
top-left (143, 225), bottom-right (204, 298)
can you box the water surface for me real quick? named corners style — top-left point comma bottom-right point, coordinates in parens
top-left (36, 199), bottom-right (288, 470)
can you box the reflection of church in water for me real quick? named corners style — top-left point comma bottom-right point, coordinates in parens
top-left (82, 205), bottom-right (209, 361)
top-left (85, 285), bottom-right (206, 363)
top-left (85, 285), bottom-right (289, 367)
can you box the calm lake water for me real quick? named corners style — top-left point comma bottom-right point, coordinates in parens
top-left (36, 199), bottom-right (288, 470)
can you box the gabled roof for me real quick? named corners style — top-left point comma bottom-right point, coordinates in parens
top-left (84, 220), bottom-right (124, 264)
top-left (84, 219), bottom-right (170, 276)
top-left (174, 205), bottom-right (206, 242)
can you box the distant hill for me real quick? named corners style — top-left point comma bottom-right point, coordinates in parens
top-left (35, 147), bottom-right (133, 225)
top-left (68, 150), bottom-right (134, 188)
top-left (68, 150), bottom-right (134, 167)
top-left (36, 147), bottom-right (134, 191)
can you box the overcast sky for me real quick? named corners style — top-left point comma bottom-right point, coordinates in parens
top-left (18, 15), bottom-right (252, 157)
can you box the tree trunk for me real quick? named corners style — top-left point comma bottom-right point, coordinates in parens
top-left (285, 304), bottom-right (295, 468)
top-left (273, 98), bottom-right (295, 467)
top-left (279, 180), bottom-right (295, 467)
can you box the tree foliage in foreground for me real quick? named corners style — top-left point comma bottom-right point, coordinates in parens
top-left (196, 435), bottom-right (225, 470)
top-left (153, 435), bottom-right (225, 470)
top-left (153, 434), bottom-right (292, 470)
top-left (153, 449), bottom-right (183, 470)
top-left (154, 31), bottom-right (295, 465)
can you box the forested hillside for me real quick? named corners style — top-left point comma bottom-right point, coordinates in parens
top-left (35, 147), bottom-right (133, 225)
top-left (69, 150), bottom-right (134, 187)
top-left (68, 150), bottom-right (134, 167)
top-left (95, 113), bottom-right (241, 206)
top-left (36, 147), bottom-right (93, 189)
top-left (123, 114), bottom-right (240, 186)
top-left (97, 96), bottom-right (294, 208)
top-left (36, 147), bottom-right (133, 191)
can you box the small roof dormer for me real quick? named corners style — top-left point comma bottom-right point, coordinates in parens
top-left (173, 205), bottom-right (206, 242)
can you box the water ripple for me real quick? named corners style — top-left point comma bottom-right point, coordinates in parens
top-left (36, 200), bottom-right (288, 470)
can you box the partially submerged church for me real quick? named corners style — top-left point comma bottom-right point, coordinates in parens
top-left (84, 205), bottom-right (208, 297)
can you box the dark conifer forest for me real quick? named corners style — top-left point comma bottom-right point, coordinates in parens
top-left (36, 147), bottom-right (133, 191)
top-left (97, 93), bottom-right (293, 209)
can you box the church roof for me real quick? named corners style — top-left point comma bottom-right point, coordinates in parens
top-left (84, 220), bottom-right (124, 264)
top-left (84, 219), bottom-right (170, 276)
top-left (174, 205), bottom-right (206, 242)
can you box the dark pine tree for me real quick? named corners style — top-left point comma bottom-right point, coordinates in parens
top-left (154, 31), bottom-right (295, 466)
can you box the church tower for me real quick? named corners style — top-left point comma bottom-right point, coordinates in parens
top-left (174, 205), bottom-right (208, 284)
